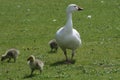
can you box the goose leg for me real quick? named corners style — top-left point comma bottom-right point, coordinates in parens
top-left (71, 50), bottom-right (75, 60)
top-left (63, 50), bottom-right (68, 61)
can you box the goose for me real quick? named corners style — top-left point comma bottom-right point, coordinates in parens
top-left (55, 4), bottom-right (83, 62)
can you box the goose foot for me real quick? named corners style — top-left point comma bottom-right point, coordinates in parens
top-left (64, 59), bottom-right (75, 64)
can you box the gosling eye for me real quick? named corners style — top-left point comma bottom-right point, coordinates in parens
top-left (73, 6), bottom-right (77, 8)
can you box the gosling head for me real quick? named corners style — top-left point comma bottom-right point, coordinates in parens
top-left (27, 55), bottom-right (35, 62)
top-left (1, 55), bottom-right (5, 61)
top-left (66, 4), bottom-right (83, 13)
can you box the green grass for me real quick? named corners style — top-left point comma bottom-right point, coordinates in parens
top-left (0, 0), bottom-right (120, 80)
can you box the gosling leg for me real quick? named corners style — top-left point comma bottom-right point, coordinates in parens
top-left (7, 58), bottom-right (11, 62)
top-left (30, 69), bottom-right (34, 75)
top-left (14, 58), bottom-right (16, 63)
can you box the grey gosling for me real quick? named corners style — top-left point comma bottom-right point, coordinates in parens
top-left (1, 48), bottom-right (20, 62)
top-left (27, 55), bottom-right (44, 75)
top-left (48, 39), bottom-right (58, 52)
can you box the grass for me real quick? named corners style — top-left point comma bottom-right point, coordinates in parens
top-left (0, 0), bottom-right (120, 80)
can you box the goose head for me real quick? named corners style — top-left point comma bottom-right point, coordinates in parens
top-left (66, 4), bottom-right (83, 13)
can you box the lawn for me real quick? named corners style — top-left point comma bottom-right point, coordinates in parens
top-left (0, 0), bottom-right (120, 80)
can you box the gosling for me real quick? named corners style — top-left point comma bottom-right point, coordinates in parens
top-left (1, 48), bottom-right (20, 62)
top-left (48, 39), bottom-right (58, 52)
top-left (27, 55), bottom-right (44, 75)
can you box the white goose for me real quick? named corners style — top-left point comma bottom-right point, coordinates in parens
top-left (55, 4), bottom-right (83, 62)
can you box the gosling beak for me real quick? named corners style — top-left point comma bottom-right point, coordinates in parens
top-left (78, 7), bottom-right (83, 11)
top-left (27, 59), bottom-right (29, 61)
top-left (27, 58), bottom-right (30, 61)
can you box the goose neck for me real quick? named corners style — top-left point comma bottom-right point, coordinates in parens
top-left (65, 12), bottom-right (73, 31)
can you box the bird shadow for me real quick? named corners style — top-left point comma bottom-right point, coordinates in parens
top-left (50, 59), bottom-right (76, 66)
top-left (23, 74), bottom-right (36, 79)
top-left (1, 61), bottom-right (15, 64)
top-left (48, 51), bottom-right (57, 54)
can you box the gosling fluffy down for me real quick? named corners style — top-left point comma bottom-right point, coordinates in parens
top-left (27, 55), bottom-right (44, 75)
top-left (48, 39), bottom-right (58, 52)
top-left (1, 48), bottom-right (20, 62)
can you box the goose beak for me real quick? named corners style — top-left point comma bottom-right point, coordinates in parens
top-left (78, 7), bottom-right (83, 11)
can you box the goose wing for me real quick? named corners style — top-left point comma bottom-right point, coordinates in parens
top-left (73, 29), bottom-right (80, 38)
